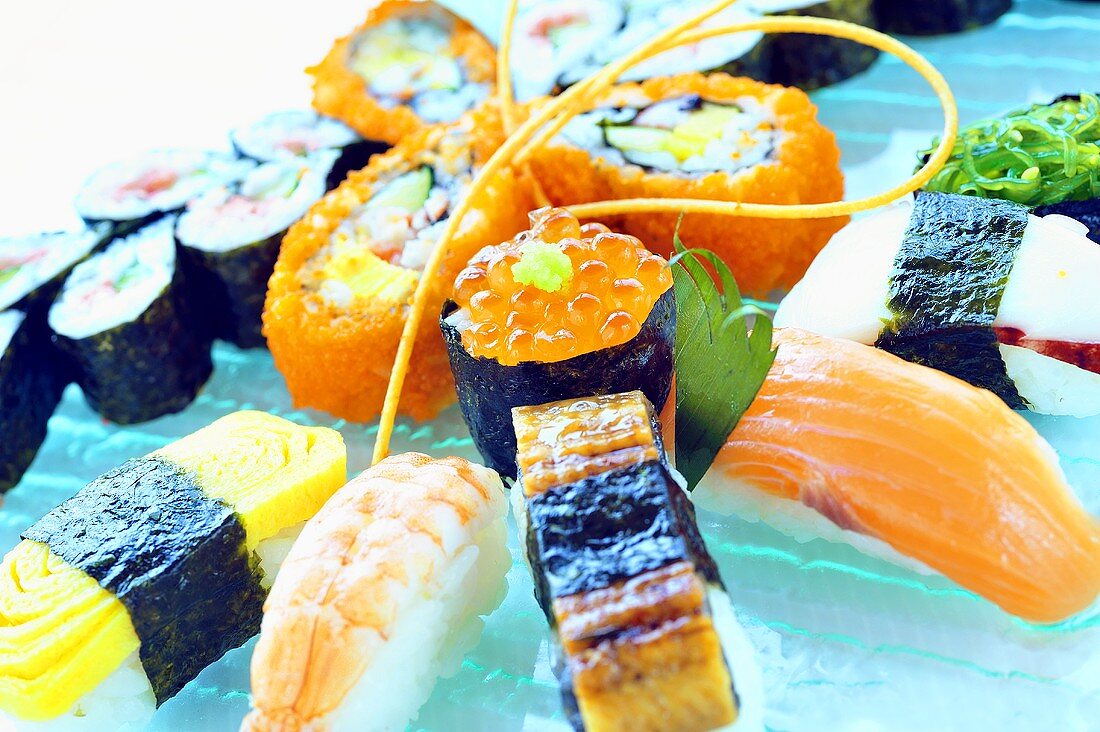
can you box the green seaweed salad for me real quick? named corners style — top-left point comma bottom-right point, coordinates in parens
top-left (920, 91), bottom-right (1100, 207)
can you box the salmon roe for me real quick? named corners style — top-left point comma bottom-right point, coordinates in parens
top-left (452, 207), bottom-right (673, 366)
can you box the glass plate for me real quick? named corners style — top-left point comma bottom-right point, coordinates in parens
top-left (3, 1), bottom-right (1099, 730)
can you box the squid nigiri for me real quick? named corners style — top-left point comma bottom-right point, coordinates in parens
top-left (692, 328), bottom-right (1100, 624)
top-left (241, 453), bottom-right (509, 732)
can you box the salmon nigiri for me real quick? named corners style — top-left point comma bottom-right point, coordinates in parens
top-left (693, 328), bottom-right (1100, 624)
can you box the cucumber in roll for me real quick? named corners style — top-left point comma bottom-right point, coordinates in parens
top-left (0, 411), bottom-right (346, 730)
top-left (442, 207), bottom-right (676, 478)
top-left (177, 153), bottom-right (336, 348)
top-left (74, 150), bottom-right (254, 238)
top-left (874, 0), bottom-right (1012, 35)
top-left (0, 310), bottom-right (67, 493)
top-left (48, 217), bottom-right (212, 424)
top-left (0, 226), bottom-right (108, 314)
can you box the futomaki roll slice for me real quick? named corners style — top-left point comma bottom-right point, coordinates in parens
top-left (230, 109), bottom-right (388, 190)
top-left (309, 0), bottom-right (496, 144)
top-left (48, 217), bottom-right (212, 424)
top-left (177, 153), bottom-right (337, 348)
top-left (0, 310), bottom-right (67, 492)
top-left (874, 0), bottom-right (1012, 35)
top-left (0, 226), bottom-right (108, 314)
top-left (74, 150), bottom-right (254, 238)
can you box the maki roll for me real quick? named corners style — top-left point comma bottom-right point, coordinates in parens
top-left (0, 310), bottom-right (67, 492)
top-left (243, 453), bottom-right (508, 732)
top-left (874, 0), bottom-right (1012, 35)
top-left (750, 0), bottom-right (880, 89)
top-left (264, 106), bottom-right (533, 422)
top-left (0, 411), bottom-right (346, 729)
top-left (230, 109), bottom-right (388, 190)
top-left (526, 73), bottom-right (847, 296)
top-left (775, 193), bottom-right (1100, 416)
top-left (177, 153), bottom-right (337, 348)
top-left (511, 391), bottom-right (763, 731)
top-left (309, 0), bottom-right (496, 145)
top-left (442, 207), bottom-right (675, 478)
top-left (48, 217), bottom-right (213, 424)
top-left (74, 150), bottom-right (253, 238)
top-left (0, 226), bottom-right (109, 314)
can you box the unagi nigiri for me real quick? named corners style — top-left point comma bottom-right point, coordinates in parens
top-left (241, 453), bottom-right (509, 732)
top-left (693, 328), bottom-right (1100, 624)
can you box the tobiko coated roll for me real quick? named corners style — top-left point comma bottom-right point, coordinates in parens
top-left (526, 73), bottom-right (847, 296)
top-left (74, 150), bottom-right (254, 238)
top-left (511, 392), bottom-right (763, 731)
top-left (309, 0), bottom-right (496, 145)
top-left (48, 217), bottom-right (212, 424)
top-left (230, 109), bottom-right (388, 190)
top-left (441, 207), bottom-right (675, 478)
top-left (264, 106), bottom-right (533, 422)
top-left (0, 310), bottom-right (67, 493)
top-left (0, 411), bottom-right (346, 729)
top-left (874, 0), bottom-right (1011, 35)
top-left (177, 153), bottom-right (337, 348)
top-left (0, 226), bottom-right (109, 314)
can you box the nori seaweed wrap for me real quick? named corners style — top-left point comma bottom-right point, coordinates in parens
top-left (874, 0), bottom-right (1011, 35)
top-left (177, 153), bottom-right (336, 348)
top-left (0, 226), bottom-right (109, 315)
top-left (757, 0), bottom-right (880, 89)
top-left (0, 310), bottom-right (67, 492)
top-left (48, 217), bottom-right (212, 424)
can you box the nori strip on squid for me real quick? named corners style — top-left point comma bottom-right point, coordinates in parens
top-left (874, 0), bottom-right (1011, 35)
top-left (23, 457), bottom-right (265, 704)
top-left (764, 0), bottom-right (880, 90)
top-left (876, 192), bottom-right (1028, 408)
top-left (442, 286), bottom-right (676, 479)
top-left (0, 312), bottom-right (67, 492)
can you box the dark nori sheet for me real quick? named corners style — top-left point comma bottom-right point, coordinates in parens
top-left (325, 139), bottom-right (390, 190)
top-left (524, 460), bottom-right (720, 615)
top-left (876, 192), bottom-right (1028, 408)
top-left (0, 313), bottom-right (67, 492)
top-left (873, 0), bottom-right (1012, 35)
top-left (765, 0), bottom-right (880, 90)
top-left (53, 252), bottom-right (213, 424)
top-left (442, 286), bottom-right (676, 479)
top-left (1035, 198), bottom-right (1100, 245)
top-left (23, 457), bottom-right (265, 705)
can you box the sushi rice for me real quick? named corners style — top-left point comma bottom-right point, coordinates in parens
top-left (0, 228), bottom-right (107, 312)
top-left (230, 110), bottom-right (361, 162)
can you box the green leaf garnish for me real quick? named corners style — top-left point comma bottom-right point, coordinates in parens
top-left (672, 232), bottom-right (777, 491)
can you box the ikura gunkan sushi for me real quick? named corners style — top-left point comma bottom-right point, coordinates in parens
top-left (48, 217), bottom-right (212, 424)
top-left (693, 328), bottom-right (1100, 624)
top-left (0, 226), bottom-right (109, 313)
top-left (74, 149), bottom-right (254, 238)
top-left (177, 153), bottom-right (337, 348)
top-left (0, 411), bottom-right (346, 729)
top-left (0, 310), bottom-right (67, 492)
top-left (230, 109), bottom-right (387, 190)
top-left (309, 0), bottom-right (496, 145)
top-left (526, 73), bottom-right (847, 296)
top-left (874, 0), bottom-right (1012, 35)
top-left (243, 453), bottom-right (508, 732)
top-left (775, 192), bottom-right (1100, 416)
top-left (265, 106), bottom-right (533, 422)
top-left (442, 207), bottom-right (676, 477)
top-left (512, 391), bottom-right (763, 731)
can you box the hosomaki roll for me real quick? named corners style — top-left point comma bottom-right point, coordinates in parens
top-left (309, 0), bottom-right (496, 145)
top-left (242, 452), bottom-right (508, 732)
top-left (0, 226), bottom-right (109, 314)
top-left (177, 153), bottom-right (337, 348)
top-left (525, 73), bottom-right (847, 296)
top-left (873, 0), bottom-right (1011, 35)
top-left (48, 217), bottom-right (212, 424)
top-left (511, 392), bottom-right (763, 732)
top-left (0, 411), bottom-right (346, 729)
top-left (442, 207), bottom-right (675, 478)
top-left (0, 310), bottom-right (67, 493)
top-left (264, 105), bottom-right (534, 422)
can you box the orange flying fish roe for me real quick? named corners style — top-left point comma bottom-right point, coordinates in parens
top-left (453, 208), bottom-right (673, 366)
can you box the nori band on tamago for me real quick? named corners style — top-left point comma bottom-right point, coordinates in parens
top-left (23, 457), bottom-right (265, 704)
top-left (442, 286), bottom-right (676, 479)
top-left (876, 192), bottom-right (1029, 408)
top-left (765, 0), bottom-right (879, 90)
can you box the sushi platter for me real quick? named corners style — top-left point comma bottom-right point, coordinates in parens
top-left (1, 0), bottom-right (1099, 731)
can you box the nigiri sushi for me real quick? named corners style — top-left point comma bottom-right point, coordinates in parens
top-left (511, 391), bottom-right (763, 731)
top-left (0, 411), bottom-right (346, 729)
top-left (692, 328), bottom-right (1100, 624)
top-left (241, 453), bottom-right (509, 732)
top-left (442, 207), bottom-right (676, 477)
top-left (775, 192), bottom-right (1100, 417)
